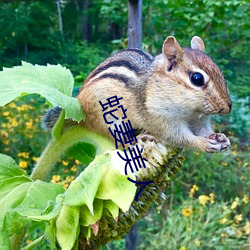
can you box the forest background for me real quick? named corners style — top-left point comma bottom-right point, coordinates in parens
top-left (0, 0), bottom-right (249, 249)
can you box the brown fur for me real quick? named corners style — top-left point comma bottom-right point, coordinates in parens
top-left (77, 36), bottom-right (232, 152)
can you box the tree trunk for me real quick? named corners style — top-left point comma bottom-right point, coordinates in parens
top-left (125, 223), bottom-right (137, 250)
top-left (128, 0), bottom-right (142, 49)
top-left (56, 0), bottom-right (63, 36)
top-left (82, 0), bottom-right (90, 41)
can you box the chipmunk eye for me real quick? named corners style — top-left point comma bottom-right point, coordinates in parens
top-left (190, 72), bottom-right (204, 87)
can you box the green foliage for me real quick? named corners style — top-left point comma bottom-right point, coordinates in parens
top-left (138, 197), bottom-right (249, 249)
top-left (0, 154), bottom-right (64, 249)
top-left (0, 62), bottom-right (84, 121)
top-left (0, 0), bottom-right (249, 100)
top-left (142, 0), bottom-right (250, 99)
top-left (0, 62), bottom-right (136, 249)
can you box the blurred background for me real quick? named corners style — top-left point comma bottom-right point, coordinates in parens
top-left (0, 0), bottom-right (249, 249)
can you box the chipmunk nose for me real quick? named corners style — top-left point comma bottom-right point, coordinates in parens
top-left (219, 101), bottom-right (232, 114)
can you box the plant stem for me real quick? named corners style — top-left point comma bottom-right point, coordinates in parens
top-left (30, 126), bottom-right (114, 181)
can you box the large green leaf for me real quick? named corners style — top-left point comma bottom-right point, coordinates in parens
top-left (103, 200), bottom-right (119, 219)
top-left (0, 154), bottom-right (65, 248)
top-left (0, 176), bottom-right (32, 201)
top-left (66, 142), bottom-right (96, 165)
top-left (63, 153), bottom-right (110, 213)
top-left (0, 62), bottom-right (84, 122)
top-left (20, 181), bottom-right (64, 213)
top-left (79, 199), bottom-right (103, 227)
top-left (56, 205), bottom-right (80, 250)
top-left (96, 163), bottom-right (136, 212)
top-left (0, 154), bottom-right (30, 181)
top-left (64, 151), bottom-right (136, 213)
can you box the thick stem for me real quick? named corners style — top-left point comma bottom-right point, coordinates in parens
top-left (30, 126), bottom-right (114, 181)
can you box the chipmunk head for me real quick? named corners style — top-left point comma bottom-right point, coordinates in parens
top-left (152, 36), bottom-right (232, 116)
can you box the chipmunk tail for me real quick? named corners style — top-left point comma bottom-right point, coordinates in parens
top-left (41, 106), bottom-right (62, 130)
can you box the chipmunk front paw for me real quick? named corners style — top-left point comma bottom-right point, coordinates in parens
top-left (206, 133), bottom-right (230, 152)
top-left (136, 132), bottom-right (157, 148)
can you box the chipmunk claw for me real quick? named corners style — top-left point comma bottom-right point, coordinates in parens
top-left (136, 132), bottom-right (157, 148)
top-left (207, 133), bottom-right (230, 152)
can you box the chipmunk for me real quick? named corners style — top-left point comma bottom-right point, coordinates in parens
top-left (44, 36), bottom-right (232, 153)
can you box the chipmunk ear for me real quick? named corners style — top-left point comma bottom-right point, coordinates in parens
top-left (191, 36), bottom-right (205, 52)
top-left (162, 36), bottom-right (184, 63)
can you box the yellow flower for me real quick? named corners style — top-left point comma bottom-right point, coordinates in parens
top-left (62, 160), bottom-right (69, 166)
top-left (182, 207), bottom-right (192, 217)
top-left (11, 119), bottom-right (18, 127)
top-left (26, 121), bottom-right (33, 129)
top-left (244, 221), bottom-right (250, 234)
top-left (0, 130), bottom-right (8, 138)
top-left (231, 198), bottom-right (239, 209)
top-left (3, 111), bottom-right (9, 116)
top-left (236, 229), bottom-right (242, 237)
top-left (221, 162), bottom-right (228, 167)
top-left (3, 138), bottom-right (9, 145)
top-left (4, 147), bottom-right (10, 152)
top-left (32, 157), bottom-right (39, 162)
top-left (66, 176), bottom-right (75, 182)
top-left (18, 152), bottom-right (30, 159)
top-left (234, 214), bottom-right (243, 224)
top-left (209, 193), bottom-right (215, 204)
top-left (194, 238), bottom-right (201, 247)
top-left (51, 175), bottom-right (61, 183)
top-left (63, 182), bottom-right (69, 189)
top-left (75, 159), bottom-right (81, 165)
top-left (9, 102), bottom-right (16, 108)
top-left (198, 195), bottom-right (210, 206)
top-left (19, 161), bottom-right (28, 169)
top-left (179, 247), bottom-right (186, 250)
top-left (232, 150), bottom-right (237, 156)
top-left (235, 157), bottom-right (242, 163)
top-left (70, 165), bottom-right (77, 172)
top-left (189, 184), bottom-right (199, 197)
top-left (243, 195), bottom-right (248, 204)
top-left (221, 232), bottom-right (227, 238)
top-left (220, 217), bottom-right (228, 224)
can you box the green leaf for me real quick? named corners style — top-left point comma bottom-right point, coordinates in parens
top-left (56, 205), bottom-right (80, 250)
top-left (0, 62), bottom-right (85, 122)
top-left (103, 200), bottom-right (119, 219)
top-left (66, 142), bottom-right (96, 165)
top-left (96, 165), bottom-right (136, 212)
top-left (21, 235), bottom-right (45, 250)
top-left (0, 154), bottom-right (65, 244)
top-left (0, 182), bottom-right (33, 218)
top-left (0, 176), bottom-right (32, 201)
top-left (64, 153), bottom-right (110, 213)
top-left (79, 199), bottom-right (103, 226)
top-left (80, 226), bottom-right (92, 240)
top-left (27, 201), bottom-right (63, 222)
top-left (20, 181), bottom-right (64, 213)
top-left (64, 151), bottom-right (136, 213)
top-left (0, 231), bottom-right (10, 250)
top-left (45, 220), bottom-right (56, 249)
top-left (0, 154), bottom-right (30, 181)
